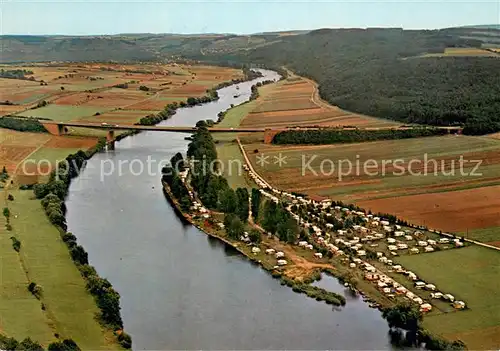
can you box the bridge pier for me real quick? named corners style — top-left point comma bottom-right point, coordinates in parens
top-left (106, 130), bottom-right (115, 150)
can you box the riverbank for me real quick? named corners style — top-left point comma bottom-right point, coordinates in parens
top-left (0, 66), bottom-right (250, 348)
top-left (60, 68), bottom-right (394, 350)
top-left (161, 180), bottom-right (348, 307)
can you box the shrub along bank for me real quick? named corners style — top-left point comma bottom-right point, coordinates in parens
top-left (163, 124), bottom-right (347, 308)
top-left (138, 68), bottom-right (263, 126)
top-left (272, 127), bottom-right (449, 145)
top-left (31, 141), bottom-right (132, 349)
top-left (0, 334), bottom-right (81, 351)
top-left (0, 117), bottom-right (47, 133)
top-left (382, 303), bottom-right (466, 350)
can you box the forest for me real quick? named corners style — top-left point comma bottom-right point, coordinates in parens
top-left (272, 127), bottom-right (448, 145)
top-left (198, 28), bottom-right (500, 135)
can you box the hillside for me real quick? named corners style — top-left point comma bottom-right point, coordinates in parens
top-left (2, 27), bottom-right (500, 133)
top-left (197, 28), bottom-right (500, 134)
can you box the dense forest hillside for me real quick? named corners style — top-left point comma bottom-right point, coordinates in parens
top-left (2, 27), bottom-right (500, 133)
top-left (198, 28), bottom-right (500, 134)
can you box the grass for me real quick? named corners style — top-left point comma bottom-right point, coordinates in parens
top-left (215, 141), bottom-right (255, 190)
top-left (16, 105), bottom-right (114, 122)
top-left (461, 226), bottom-right (500, 244)
top-left (2, 191), bottom-right (118, 349)
top-left (216, 100), bottom-right (259, 128)
top-left (243, 135), bottom-right (500, 199)
top-left (0, 214), bottom-right (54, 343)
top-left (421, 47), bottom-right (498, 57)
top-left (395, 246), bottom-right (500, 349)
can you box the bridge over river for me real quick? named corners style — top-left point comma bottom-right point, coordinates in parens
top-left (40, 120), bottom-right (463, 148)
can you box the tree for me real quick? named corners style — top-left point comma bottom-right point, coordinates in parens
top-left (70, 245), bottom-right (89, 265)
top-left (18, 337), bottom-right (44, 351)
top-left (48, 339), bottom-right (80, 351)
top-left (224, 213), bottom-right (244, 240)
top-left (235, 187), bottom-right (249, 222)
top-left (3, 207), bottom-right (10, 218)
top-left (248, 229), bottom-right (262, 243)
top-left (218, 188), bottom-right (237, 214)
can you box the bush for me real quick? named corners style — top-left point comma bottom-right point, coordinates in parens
top-left (47, 339), bottom-right (80, 351)
top-left (10, 236), bottom-right (21, 252)
top-left (117, 332), bottom-right (132, 349)
top-left (27, 282), bottom-right (42, 299)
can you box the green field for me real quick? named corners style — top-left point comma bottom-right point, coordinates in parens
top-left (215, 141), bottom-right (255, 190)
top-left (1, 191), bottom-right (117, 348)
top-left (396, 246), bottom-right (500, 349)
top-left (16, 105), bottom-right (113, 122)
top-left (216, 100), bottom-right (259, 128)
top-left (461, 226), bottom-right (500, 244)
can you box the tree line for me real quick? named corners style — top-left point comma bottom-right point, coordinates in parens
top-left (31, 146), bottom-right (132, 348)
top-left (383, 303), bottom-right (466, 350)
top-left (0, 334), bottom-right (81, 351)
top-left (272, 127), bottom-right (449, 145)
top-left (0, 69), bottom-right (34, 80)
top-left (0, 117), bottom-right (47, 133)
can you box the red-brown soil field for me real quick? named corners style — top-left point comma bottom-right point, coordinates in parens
top-left (357, 185), bottom-right (500, 233)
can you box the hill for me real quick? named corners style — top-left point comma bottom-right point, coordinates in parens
top-left (195, 28), bottom-right (500, 134)
top-left (2, 27), bottom-right (500, 133)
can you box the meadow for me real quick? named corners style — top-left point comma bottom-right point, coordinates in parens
top-left (238, 75), bottom-right (397, 129)
top-left (396, 246), bottom-right (500, 350)
top-left (3, 63), bottom-right (243, 126)
top-left (1, 190), bottom-right (118, 349)
top-left (0, 62), bottom-right (244, 346)
top-left (242, 135), bottom-right (500, 239)
top-left (422, 47), bottom-right (499, 57)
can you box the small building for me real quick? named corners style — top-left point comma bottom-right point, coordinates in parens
top-left (252, 247), bottom-right (261, 254)
top-left (425, 284), bottom-right (436, 291)
top-left (410, 248), bottom-right (420, 254)
top-left (439, 238), bottom-right (450, 244)
top-left (444, 294), bottom-right (455, 302)
top-left (298, 241), bottom-right (308, 247)
top-left (387, 238), bottom-right (396, 244)
top-left (277, 259), bottom-right (288, 266)
top-left (420, 303), bottom-right (432, 312)
top-left (431, 292), bottom-right (443, 299)
top-left (415, 281), bottom-right (426, 289)
top-left (265, 248), bottom-right (275, 255)
top-left (418, 241), bottom-right (428, 247)
top-left (349, 263), bottom-right (356, 268)
top-left (424, 246), bottom-right (435, 253)
top-left (396, 286), bottom-right (407, 294)
top-left (314, 252), bottom-right (323, 259)
top-left (388, 245), bottom-right (398, 251)
top-left (405, 235), bottom-right (413, 241)
top-left (275, 251), bottom-right (285, 259)
top-left (453, 301), bottom-right (466, 309)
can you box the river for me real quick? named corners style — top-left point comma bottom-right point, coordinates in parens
top-left (65, 69), bottom-right (392, 350)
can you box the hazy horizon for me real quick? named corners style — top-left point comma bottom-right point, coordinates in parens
top-left (2, 1), bottom-right (499, 36)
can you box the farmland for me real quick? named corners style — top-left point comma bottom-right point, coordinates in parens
top-left (421, 47), bottom-right (499, 57)
top-left (396, 246), bottom-right (500, 349)
top-left (1, 190), bottom-right (119, 349)
top-left (239, 75), bottom-right (399, 129)
top-left (2, 63), bottom-right (243, 126)
top-left (240, 134), bottom-right (500, 240)
top-left (0, 62), bottom-right (244, 346)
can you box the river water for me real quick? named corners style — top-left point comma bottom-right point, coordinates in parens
top-left (65, 69), bottom-right (392, 350)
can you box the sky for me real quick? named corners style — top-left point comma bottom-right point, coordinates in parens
top-left (1, 0), bottom-right (499, 35)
